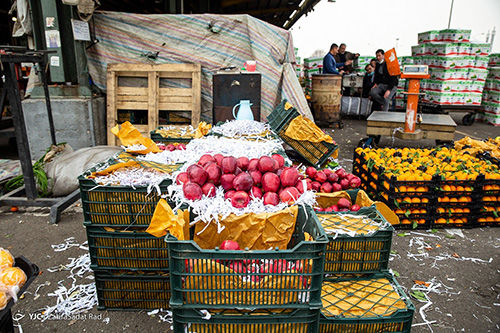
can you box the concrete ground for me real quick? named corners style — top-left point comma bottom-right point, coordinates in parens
top-left (1, 113), bottom-right (499, 332)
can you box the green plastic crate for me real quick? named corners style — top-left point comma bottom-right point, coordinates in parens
top-left (316, 207), bottom-right (393, 276)
top-left (85, 224), bottom-right (169, 271)
top-left (166, 205), bottom-right (328, 310)
top-left (79, 159), bottom-right (179, 228)
top-left (268, 100), bottom-right (338, 167)
top-left (319, 272), bottom-right (415, 332)
top-left (150, 126), bottom-right (195, 144)
top-left (172, 308), bottom-right (320, 333)
top-left (94, 269), bottom-right (170, 310)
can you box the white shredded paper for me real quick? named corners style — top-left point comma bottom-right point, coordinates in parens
top-left (41, 240), bottom-right (98, 322)
top-left (92, 167), bottom-right (169, 188)
top-left (140, 136), bottom-right (284, 167)
top-left (211, 120), bottom-right (272, 138)
top-left (168, 182), bottom-right (317, 226)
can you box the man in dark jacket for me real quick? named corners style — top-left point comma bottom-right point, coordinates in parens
top-left (334, 43), bottom-right (359, 73)
top-left (362, 64), bottom-right (375, 98)
top-left (370, 49), bottom-right (399, 111)
top-left (323, 43), bottom-right (352, 74)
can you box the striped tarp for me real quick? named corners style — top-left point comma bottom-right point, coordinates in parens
top-left (86, 12), bottom-right (312, 121)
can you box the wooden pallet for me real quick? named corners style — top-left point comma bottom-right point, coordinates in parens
top-left (106, 63), bottom-right (201, 146)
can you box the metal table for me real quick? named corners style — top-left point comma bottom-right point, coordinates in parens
top-left (366, 111), bottom-right (456, 144)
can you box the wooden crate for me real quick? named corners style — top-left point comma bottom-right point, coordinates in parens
top-left (107, 63), bottom-right (201, 146)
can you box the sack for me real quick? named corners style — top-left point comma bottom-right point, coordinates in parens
top-left (44, 145), bottom-right (122, 196)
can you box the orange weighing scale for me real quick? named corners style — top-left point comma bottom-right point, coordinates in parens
top-left (366, 65), bottom-right (456, 144)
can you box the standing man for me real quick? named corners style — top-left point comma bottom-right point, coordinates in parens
top-left (335, 43), bottom-right (360, 73)
top-left (370, 49), bottom-right (398, 111)
top-left (323, 43), bottom-right (352, 75)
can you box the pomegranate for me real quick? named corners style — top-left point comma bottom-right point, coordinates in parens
top-left (231, 191), bottom-right (250, 208)
top-left (248, 158), bottom-right (259, 171)
top-left (213, 154), bottom-right (224, 166)
top-left (320, 182), bottom-right (333, 193)
top-left (198, 154), bottom-right (215, 166)
top-left (263, 192), bottom-right (280, 206)
top-left (221, 156), bottom-right (237, 174)
top-left (350, 204), bottom-right (361, 211)
top-left (187, 164), bottom-right (208, 186)
top-left (327, 172), bottom-right (339, 183)
top-left (350, 177), bottom-right (361, 189)
top-left (258, 156), bottom-right (276, 173)
top-left (280, 167), bottom-right (300, 187)
top-left (224, 190), bottom-right (236, 200)
top-left (249, 170), bottom-right (262, 185)
top-left (279, 187), bottom-right (300, 204)
top-left (220, 240), bottom-right (240, 250)
top-left (261, 172), bottom-right (280, 193)
top-left (315, 171), bottom-right (327, 183)
top-left (332, 183), bottom-right (342, 192)
top-left (183, 182), bottom-right (203, 200)
top-left (205, 163), bottom-right (222, 185)
top-left (233, 172), bottom-right (254, 192)
top-left (175, 172), bottom-right (189, 185)
top-left (337, 198), bottom-right (351, 209)
top-left (311, 181), bottom-right (321, 192)
top-left (202, 183), bottom-right (217, 197)
top-left (220, 174), bottom-right (236, 190)
top-left (340, 178), bottom-right (350, 190)
top-left (305, 167), bottom-right (317, 179)
top-left (272, 154), bottom-right (285, 168)
top-left (250, 186), bottom-right (263, 199)
top-left (236, 157), bottom-right (250, 171)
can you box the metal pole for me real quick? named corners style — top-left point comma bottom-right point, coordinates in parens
top-left (3, 62), bottom-right (38, 200)
top-left (37, 56), bottom-right (57, 145)
top-left (447, 0), bottom-right (454, 29)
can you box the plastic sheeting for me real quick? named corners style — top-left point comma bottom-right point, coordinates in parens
top-left (86, 12), bottom-right (312, 121)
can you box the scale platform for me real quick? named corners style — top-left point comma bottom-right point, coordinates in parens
top-left (366, 111), bottom-right (456, 142)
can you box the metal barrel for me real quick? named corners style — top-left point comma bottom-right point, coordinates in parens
top-left (311, 74), bottom-right (342, 124)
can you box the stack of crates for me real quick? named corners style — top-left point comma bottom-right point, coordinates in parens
top-left (166, 205), bottom-right (328, 331)
top-left (315, 196), bottom-right (415, 331)
top-left (303, 57), bottom-right (323, 95)
top-left (352, 148), bottom-right (500, 228)
top-left (477, 176), bottom-right (500, 226)
top-left (79, 159), bottom-right (176, 310)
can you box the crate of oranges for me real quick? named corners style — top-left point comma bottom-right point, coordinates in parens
top-left (354, 147), bottom-right (500, 228)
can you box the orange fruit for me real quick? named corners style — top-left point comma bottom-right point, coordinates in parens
top-left (441, 196), bottom-right (450, 202)
top-left (449, 197), bottom-right (458, 202)
top-left (455, 208), bottom-right (464, 213)
top-left (463, 208), bottom-right (470, 213)
top-left (0, 292), bottom-right (7, 309)
top-left (407, 187), bottom-right (416, 192)
top-left (411, 197), bottom-right (421, 203)
top-left (403, 197), bottom-right (412, 203)
top-left (437, 218), bottom-right (447, 224)
top-left (420, 209), bottom-right (427, 214)
top-left (395, 209), bottom-right (404, 214)
top-left (454, 219), bottom-right (463, 224)
top-left (0, 249), bottom-right (13, 271)
top-left (0, 267), bottom-right (26, 288)
top-left (486, 217), bottom-right (494, 222)
top-left (401, 219), bottom-right (410, 224)
top-left (422, 198), bottom-right (429, 203)
top-left (437, 207), bottom-right (445, 213)
top-left (416, 187), bottom-right (427, 192)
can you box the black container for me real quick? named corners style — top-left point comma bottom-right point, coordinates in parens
top-left (0, 257), bottom-right (39, 333)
